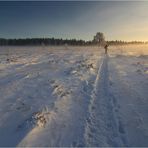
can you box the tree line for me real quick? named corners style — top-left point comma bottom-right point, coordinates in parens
top-left (0, 38), bottom-right (86, 46)
top-left (0, 37), bottom-right (146, 46)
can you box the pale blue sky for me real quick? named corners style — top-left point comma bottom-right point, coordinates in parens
top-left (0, 1), bottom-right (148, 41)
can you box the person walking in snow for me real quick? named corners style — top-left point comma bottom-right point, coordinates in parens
top-left (104, 44), bottom-right (109, 54)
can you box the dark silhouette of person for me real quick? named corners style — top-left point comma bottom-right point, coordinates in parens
top-left (104, 44), bottom-right (109, 54)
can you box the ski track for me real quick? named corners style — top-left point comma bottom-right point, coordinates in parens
top-left (84, 54), bottom-right (128, 147)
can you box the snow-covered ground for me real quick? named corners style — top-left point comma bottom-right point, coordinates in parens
top-left (0, 45), bottom-right (148, 147)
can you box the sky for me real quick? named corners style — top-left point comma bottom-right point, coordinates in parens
top-left (0, 1), bottom-right (148, 41)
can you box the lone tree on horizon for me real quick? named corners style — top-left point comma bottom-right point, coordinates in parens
top-left (93, 32), bottom-right (106, 46)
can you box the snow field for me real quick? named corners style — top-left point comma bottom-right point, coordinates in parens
top-left (0, 45), bottom-right (148, 146)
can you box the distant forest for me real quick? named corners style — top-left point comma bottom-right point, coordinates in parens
top-left (0, 38), bottom-right (147, 46)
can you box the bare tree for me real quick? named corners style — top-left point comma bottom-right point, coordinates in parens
top-left (93, 32), bottom-right (106, 46)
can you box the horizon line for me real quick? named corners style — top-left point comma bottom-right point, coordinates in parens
top-left (0, 37), bottom-right (147, 43)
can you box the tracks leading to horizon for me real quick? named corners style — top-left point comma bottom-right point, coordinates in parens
top-left (84, 54), bottom-right (128, 147)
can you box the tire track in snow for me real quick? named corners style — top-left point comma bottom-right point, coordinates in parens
top-left (84, 54), bottom-right (128, 147)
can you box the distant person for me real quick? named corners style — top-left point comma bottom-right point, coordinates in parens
top-left (104, 44), bottom-right (109, 54)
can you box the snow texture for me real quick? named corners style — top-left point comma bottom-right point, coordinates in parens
top-left (0, 45), bottom-right (148, 147)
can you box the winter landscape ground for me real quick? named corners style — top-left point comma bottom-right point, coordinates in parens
top-left (0, 45), bottom-right (148, 147)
